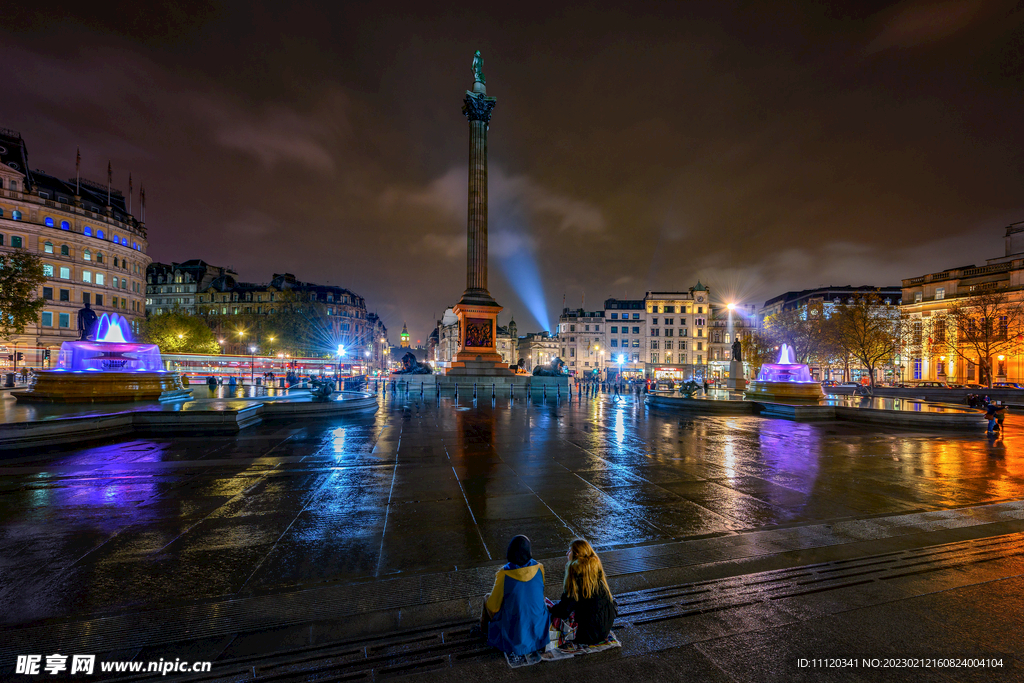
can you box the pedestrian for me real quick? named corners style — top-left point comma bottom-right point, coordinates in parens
top-left (985, 402), bottom-right (999, 434)
top-left (548, 540), bottom-right (617, 647)
top-left (996, 402), bottom-right (1007, 431)
top-left (472, 536), bottom-right (549, 655)
top-left (703, 380), bottom-right (709, 394)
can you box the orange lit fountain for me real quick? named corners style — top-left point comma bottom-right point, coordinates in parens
top-left (14, 313), bottom-right (190, 403)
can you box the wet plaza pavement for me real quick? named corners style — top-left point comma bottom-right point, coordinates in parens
top-left (1, 391), bottom-right (1022, 629)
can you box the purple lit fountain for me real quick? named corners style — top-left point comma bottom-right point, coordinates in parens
top-left (744, 343), bottom-right (824, 402)
top-left (14, 313), bottom-right (191, 403)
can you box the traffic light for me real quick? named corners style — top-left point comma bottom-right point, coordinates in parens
top-left (43, 349), bottom-right (51, 360)
top-left (16, 353), bottom-right (24, 362)
top-left (6, 355), bottom-right (12, 363)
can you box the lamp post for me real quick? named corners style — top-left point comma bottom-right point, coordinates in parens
top-left (337, 344), bottom-right (345, 382)
top-left (249, 345), bottom-right (257, 385)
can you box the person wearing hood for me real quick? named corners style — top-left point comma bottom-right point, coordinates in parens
top-left (474, 535), bottom-right (549, 655)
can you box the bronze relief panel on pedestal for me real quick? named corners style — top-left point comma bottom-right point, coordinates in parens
top-left (464, 318), bottom-right (494, 348)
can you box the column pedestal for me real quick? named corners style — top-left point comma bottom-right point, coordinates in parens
top-left (725, 359), bottom-right (747, 391)
top-left (447, 302), bottom-right (512, 375)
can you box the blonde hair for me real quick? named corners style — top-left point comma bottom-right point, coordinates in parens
top-left (563, 539), bottom-right (612, 601)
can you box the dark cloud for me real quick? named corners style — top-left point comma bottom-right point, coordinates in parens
top-left (3, 1), bottom-right (1023, 342)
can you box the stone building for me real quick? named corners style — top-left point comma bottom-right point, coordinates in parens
top-left (901, 220), bottom-right (1024, 385)
top-left (146, 260), bottom-right (235, 315)
top-left (517, 331), bottom-right (560, 372)
top-left (555, 308), bottom-right (605, 377)
top-left (0, 127), bottom-right (150, 370)
top-left (708, 303), bottom-right (758, 383)
top-left (640, 285), bottom-right (712, 382)
top-left (195, 272), bottom-right (383, 361)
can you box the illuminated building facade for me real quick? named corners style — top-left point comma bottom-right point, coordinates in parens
top-left (146, 260), bottom-right (236, 315)
top-left (640, 285), bottom-right (711, 382)
top-left (0, 128), bottom-right (150, 370)
top-left (901, 221), bottom-right (1024, 385)
top-left (556, 308), bottom-right (605, 376)
top-left (196, 272), bottom-right (380, 358)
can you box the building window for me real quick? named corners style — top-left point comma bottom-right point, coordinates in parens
top-left (61, 220), bottom-right (70, 230)
top-left (594, 325), bottom-right (600, 332)
top-left (11, 210), bottom-right (21, 220)
top-left (59, 267), bottom-right (70, 279)
top-left (59, 289), bottom-right (70, 302)
top-left (935, 287), bottom-right (945, 300)
top-left (42, 287), bottom-right (53, 299)
top-left (95, 252), bottom-right (103, 263)
top-left (60, 244), bottom-right (70, 256)
top-left (11, 236), bottom-right (23, 248)
top-left (632, 339), bottom-right (640, 347)
top-left (82, 271), bottom-right (92, 283)
top-left (652, 317), bottom-right (658, 325)
top-left (665, 340), bottom-right (673, 350)
top-left (96, 273), bottom-right (105, 286)
top-left (651, 353), bottom-right (658, 364)
top-left (610, 313), bottom-right (618, 319)
top-left (651, 340), bottom-right (659, 350)
top-left (914, 292), bottom-right (922, 303)
top-left (632, 326), bottom-right (640, 334)
top-left (58, 313), bottom-right (70, 328)
top-left (665, 318), bottom-right (674, 325)
top-left (697, 342), bottom-right (703, 351)
top-left (651, 328), bottom-right (659, 336)
top-left (913, 359), bottom-right (922, 380)
top-left (42, 312), bottom-right (52, 327)
top-left (43, 264), bottom-right (53, 277)
top-left (632, 313), bottom-right (640, 319)
top-left (665, 306), bottom-right (675, 313)
top-left (97, 229), bottom-right (104, 239)
top-left (45, 217), bottom-right (54, 227)
top-left (665, 329), bottom-right (673, 337)
top-left (84, 226), bottom-right (92, 236)
top-left (82, 292), bottom-right (90, 305)
top-left (84, 249), bottom-right (91, 261)
top-left (570, 325), bottom-right (576, 332)
top-left (44, 241), bottom-right (54, 253)
top-left (611, 339), bottom-right (618, 347)
top-left (113, 277), bottom-right (119, 288)
top-left (96, 294), bottom-right (103, 307)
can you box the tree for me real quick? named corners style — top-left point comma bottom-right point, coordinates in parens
top-left (141, 310), bottom-right (221, 354)
top-left (940, 289), bottom-right (1024, 388)
top-left (742, 331), bottom-right (778, 378)
top-left (762, 308), bottom-right (820, 365)
top-left (0, 250), bottom-right (46, 339)
top-left (830, 293), bottom-right (902, 388)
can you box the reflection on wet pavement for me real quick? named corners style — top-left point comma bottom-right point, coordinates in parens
top-left (0, 392), bottom-right (1021, 626)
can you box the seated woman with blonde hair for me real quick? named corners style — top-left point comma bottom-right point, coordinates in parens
top-left (548, 539), bottom-right (617, 645)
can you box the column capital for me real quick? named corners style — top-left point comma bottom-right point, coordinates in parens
top-left (462, 91), bottom-right (497, 123)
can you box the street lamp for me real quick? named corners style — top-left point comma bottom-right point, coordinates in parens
top-left (249, 345), bottom-right (257, 385)
top-left (337, 344), bottom-right (345, 382)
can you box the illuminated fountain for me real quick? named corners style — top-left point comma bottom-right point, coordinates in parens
top-left (14, 313), bottom-right (190, 403)
top-left (744, 343), bottom-right (824, 402)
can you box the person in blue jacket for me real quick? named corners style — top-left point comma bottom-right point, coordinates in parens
top-left (474, 535), bottom-right (549, 655)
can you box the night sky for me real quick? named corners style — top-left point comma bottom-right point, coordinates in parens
top-left (4, 1), bottom-right (1023, 342)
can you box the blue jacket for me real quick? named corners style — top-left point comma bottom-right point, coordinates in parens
top-left (484, 560), bottom-right (549, 655)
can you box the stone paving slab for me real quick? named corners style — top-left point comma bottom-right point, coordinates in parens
top-left (1, 500), bottom-right (1022, 664)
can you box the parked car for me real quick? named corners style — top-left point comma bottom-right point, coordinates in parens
top-left (992, 382), bottom-right (1023, 389)
top-left (821, 380), bottom-right (839, 387)
top-left (915, 381), bottom-right (950, 388)
top-left (837, 382), bottom-right (859, 388)
top-left (962, 383), bottom-right (985, 389)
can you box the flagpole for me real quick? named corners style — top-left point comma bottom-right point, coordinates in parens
top-left (75, 147), bottom-right (81, 196)
top-left (106, 161), bottom-right (112, 206)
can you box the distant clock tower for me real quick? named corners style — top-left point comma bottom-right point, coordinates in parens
top-left (400, 322), bottom-right (410, 348)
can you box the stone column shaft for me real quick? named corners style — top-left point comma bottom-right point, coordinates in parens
top-left (467, 119), bottom-right (488, 293)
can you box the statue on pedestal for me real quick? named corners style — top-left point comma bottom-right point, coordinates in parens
top-left (732, 338), bottom-right (742, 363)
top-left (472, 50), bottom-right (485, 84)
top-left (532, 357), bottom-right (566, 376)
top-left (77, 302), bottom-right (97, 341)
top-left (394, 352), bottom-right (433, 375)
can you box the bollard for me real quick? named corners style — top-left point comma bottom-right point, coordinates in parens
top-left (420, 382), bottom-right (424, 399)
top-left (492, 383), bottom-right (495, 398)
top-left (510, 383), bottom-right (514, 399)
top-left (473, 383), bottom-right (477, 399)
top-left (455, 383), bottom-right (459, 399)
top-left (543, 383), bottom-right (547, 399)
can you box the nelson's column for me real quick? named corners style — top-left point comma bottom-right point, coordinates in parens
top-left (448, 51), bottom-right (513, 377)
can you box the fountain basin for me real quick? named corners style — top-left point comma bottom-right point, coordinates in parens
top-left (13, 370), bottom-right (190, 403)
top-left (744, 378), bottom-right (824, 402)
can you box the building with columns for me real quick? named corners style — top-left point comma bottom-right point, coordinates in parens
top-left (0, 127), bottom-right (150, 371)
top-left (901, 220), bottom-right (1024, 385)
